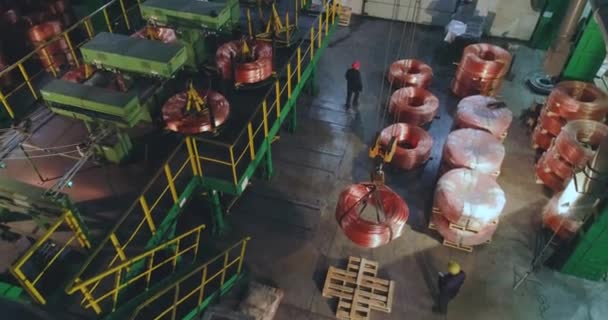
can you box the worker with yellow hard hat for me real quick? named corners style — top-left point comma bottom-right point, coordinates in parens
top-left (433, 261), bottom-right (466, 314)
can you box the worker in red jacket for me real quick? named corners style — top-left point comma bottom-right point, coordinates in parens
top-left (433, 261), bottom-right (466, 314)
top-left (345, 61), bottom-right (362, 109)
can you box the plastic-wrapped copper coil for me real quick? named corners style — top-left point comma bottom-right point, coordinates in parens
top-left (542, 192), bottom-right (582, 240)
top-left (451, 43), bottom-right (512, 97)
top-left (546, 81), bottom-right (608, 121)
top-left (455, 95), bottom-right (512, 140)
top-left (131, 26), bottom-right (177, 44)
top-left (162, 89), bottom-right (230, 135)
top-left (538, 107), bottom-right (566, 137)
top-left (389, 87), bottom-right (439, 126)
top-left (531, 125), bottom-right (554, 150)
top-left (434, 168), bottom-right (506, 230)
top-left (442, 129), bottom-right (505, 177)
top-left (539, 147), bottom-right (573, 180)
top-left (387, 59), bottom-right (433, 88)
top-left (61, 65), bottom-right (94, 83)
top-left (431, 213), bottom-right (498, 246)
top-left (535, 157), bottom-right (566, 192)
top-left (216, 40), bottom-right (273, 84)
top-left (553, 120), bottom-right (608, 167)
top-left (379, 123), bottom-right (433, 170)
top-left (335, 183), bottom-right (409, 248)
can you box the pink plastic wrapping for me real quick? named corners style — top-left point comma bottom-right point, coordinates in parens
top-left (431, 213), bottom-right (498, 246)
top-left (455, 95), bottom-right (513, 140)
top-left (442, 128), bottom-right (505, 176)
top-left (542, 192), bottom-right (582, 240)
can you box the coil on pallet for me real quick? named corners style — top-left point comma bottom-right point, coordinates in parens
top-left (162, 89), bottom-right (230, 135)
top-left (434, 168), bottom-right (506, 230)
top-left (546, 81), bottom-right (608, 121)
top-left (535, 157), bottom-right (566, 192)
top-left (389, 87), bottom-right (439, 126)
top-left (431, 213), bottom-right (498, 246)
top-left (442, 129), bottom-right (505, 177)
top-left (538, 107), bottom-right (566, 137)
top-left (379, 123), bottom-right (433, 170)
top-left (335, 183), bottom-right (409, 248)
top-left (216, 40), bottom-right (273, 84)
top-left (455, 95), bottom-right (513, 140)
top-left (387, 59), bottom-right (433, 88)
top-left (553, 120), bottom-right (608, 168)
top-left (451, 43), bottom-right (511, 97)
top-left (531, 124), bottom-right (554, 150)
top-left (542, 192), bottom-right (582, 240)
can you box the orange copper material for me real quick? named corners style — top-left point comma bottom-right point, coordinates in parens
top-left (542, 193), bottom-right (582, 240)
top-left (28, 22), bottom-right (66, 71)
top-left (455, 95), bottom-right (513, 139)
top-left (451, 43), bottom-right (512, 97)
top-left (389, 87), bottom-right (439, 126)
top-left (546, 81), bottom-right (608, 121)
top-left (554, 120), bottom-right (608, 167)
top-left (131, 26), bottom-right (177, 44)
top-left (162, 89), bottom-right (230, 135)
top-left (540, 148), bottom-right (573, 180)
top-left (216, 40), bottom-right (273, 84)
top-left (61, 65), bottom-right (95, 83)
top-left (431, 213), bottom-right (498, 246)
top-left (387, 59), bottom-right (433, 88)
top-left (531, 125), bottom-right (554, 150)
top-left (335, 183), bottom-right (409, 248)
top-left (379, 123), bottom-right (433, 170)
top-left (442, 129), bottom-right (505, 176)
top-left (535, 157), bottom-right (566, 192)
top-left (538, 107), bottom-right (566, 137)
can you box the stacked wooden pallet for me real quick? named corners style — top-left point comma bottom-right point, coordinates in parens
top-left (338, 6), bottom-right (352, 27)
top-left (322, 257), bottom-right (394, 320)
top-left (428, 207), bottom-right (493, 252)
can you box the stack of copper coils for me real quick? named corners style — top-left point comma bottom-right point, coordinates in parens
top-left (335, 183), bottom-right (409, 248)
top-left (536, 120), bottom-right (608, 192)
top-left (162, 88), bottom-right (230, 135)
top-left (532, 81), bottom-right (608, 151)
top-left (432, 168), bottom-right (506, 246)
top-left (541, 192), bottom-right (583, 240)
top-left (454, 95), bottom-right (513, 140)
top-left (27, 20), bottom-right (74, 72)
top-left (441, 129), bottom-right (505, 177)
top-left (387, 59), bottom-right (433, 88)
top-left (378, 123), bottom-right (433, 170)
top-left (389, 87), bottom-right (439, 126)
top-left (451, 43), bottom-right (512, 97)
top-left (216, 39), bottom-right (273, 84)
top-left (131, 26), bottom-right (177, 44)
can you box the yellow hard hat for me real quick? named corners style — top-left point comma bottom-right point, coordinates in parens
top-left (448, 261), bottom-right (461, 275)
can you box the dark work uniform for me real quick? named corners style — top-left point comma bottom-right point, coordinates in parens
top-left (436, 271), bottom-right (466, 314)
top-left (345, 68), bottom-right (362, 108)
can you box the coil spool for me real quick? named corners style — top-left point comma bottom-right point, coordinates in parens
top-left (538, 108), bottom-right (566, 137)
top-left (431, 213), bottom-right (498, 246)
top-left (553, 120), bottom-right (608, 168)
top-left (535, 157), bottom-right (566, 192)
top-left (335, 183), bottom-right (409, 248)
top-left (379, 123), bottom-right (433, 170)
top-left (542, 193), bottom-right (582, 240)
top-left (216, 40), bottom-right (273, 84)
top-left (531, 125), bottom-right (554, 150)
top-left (455, 95), bottom-right (512, 140)
top-left (539, 148), bottom-right (574, 181)
top-left (389, 87), bottom-right (439, 126)
top-left (442, 129), bottom-right (505, 177)
top-left (162, 89), bottom-right (230, 135)
top-left (451, 43), bottom-right (512, 97)
top-left (387, 59), bottom-right (433, 88)
top-left (546, 81), bottom-right (608, 121)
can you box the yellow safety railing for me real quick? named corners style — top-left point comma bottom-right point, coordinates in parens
top-left (67, 224), bottom-right (206, 314)
top-left (0, 0), bottom-right (141, 119)
top-left (10, 210), bottom-right (90, 305)
top-left (128, 236), bottom-right (251, 320)
top-left (192, 3), bottom-right (339, 189)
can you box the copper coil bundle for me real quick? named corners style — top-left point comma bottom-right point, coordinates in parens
top-left (451, 43), bottom-right (512, 97)
top-left (538, 107), bottom-right (566, 137)
top-left (387, 59), bottom-right (433, 88)
top-left (27, 20), bottom-right (73, 71)
top-left (434, 168), bottom-right (506, 230)
top-left (442, 129), bottom-right (505, 177)
top-left (131, 26), bottom-right (177, 44)
top-left (389, 87), bottom-right (439, 126)
top-left (553, 120), bottom-right (608, 168)
top-left (542, 193), bottom-right (582, 240)
top-left (539, 148), bottom-right (573, 180)
top-left (535, 157), bottom-right (566, 192)
top-left (431, 213), bottom-right (498, 246)
top-left (455, 95), bottom-right (512, 140)
top-left (162, 89), bottom-right (230, 135)
top-left (531, 124), bottom-right (554, 150)
top-left (545, 81), bottom-right (608, 121)
top-left (379, 123), bottom-right (433, 170)
top-left (216, 40), bottom-right (273, 84)
top-left (335, 183), bottom-right (409, 248)
top-left (61, 65), bottom-right (94, 83)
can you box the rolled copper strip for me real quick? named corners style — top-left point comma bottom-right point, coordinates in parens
top-left (379, 123), bottom-right (433, 170)
top-left (442, 129), bottom-right (505, 177)
top-left (335, 183), bottom-right (409, 248)
top-left (554, 119), bottom-right (608, 167)
top-left (389, 86), bottom-right (439, 126)
top-left (535, 156), bottom-right (566, 192)
top-left (541, 147), bottom-right (574, 180)
top-left (531, 125), bottom-right (554, 150)
top-left (431, 213), bottom-right (498, 246)
top-left (538, 107), bottom-right (566, 137)
top-left (455, 95), bottom-right (512, 140)
top-left (162, 89), bottom-right (230, 135)
top-left (546, 81), bottom-right (608, 121)
top-left (387, 59), bottom-right (433, 88)
top-left (542, 192), bottom-right (582, 240)
top-left (216, 40), bottom-right (273, 83)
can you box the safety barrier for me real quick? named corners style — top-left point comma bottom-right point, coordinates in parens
top-left (10, 210), bottom-right (90, 305)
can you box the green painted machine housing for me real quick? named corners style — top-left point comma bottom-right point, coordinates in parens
top-left (562, 17), bottom-right (607, 81)
top-left (530, 0), bottom-right (571, 50)
top-left (140, 0), bottom-right (238, 31)
top-left (80, 32), bottom-right (188, 78)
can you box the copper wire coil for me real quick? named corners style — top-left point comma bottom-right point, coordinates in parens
top-left (379, 123), bottom-right (433, 170)
top-left (216, 40), bottom-right (273, 83)
top-left (61, 65), bottom-right (94, 83)
top-left (335, 183), bottom-right (409, 248)
top-left (451, 70), bottom-right (505, 97)
top-left (541, 147), bottom-right (574, 180)
top-left (553, 120), bottom-right (608, 167)
top-left (45, 20), bottom-right (75, 64)
top-left (442, 129), bottom-right (505, 176)
top-left (531, 125), bottom-right (554, 150)
top-left (461, 43), bottom-right (512, 78)
top-left (538, 107), bottom-right (566, 136)
top-left (431, 213), bottom-right (498, 246)
top-left (434, 168), bottom-right (506, 229)
top-left (542, 192), bottom-right (582, 240)
top-left (28, 22), bottom-right (66, 71)
top-left (387, 59), bottom-right (433, 88)
top-left (389, 87), bottom-right (439, 126)
top-left (546, 81), bottom-right (608, 121)
top-left (535, 158), bottom-right (566, 192)
top-left (455, 95), bottom-right (512, 139)
top-left (162, 89), bottom-right (230, 135)
top-left (131, 26), bottom-right (177, 44)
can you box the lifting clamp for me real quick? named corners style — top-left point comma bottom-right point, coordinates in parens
top-left (368, 132), bottom-right (398, 186)
top-left (185, 80), bottom-right (217, 132)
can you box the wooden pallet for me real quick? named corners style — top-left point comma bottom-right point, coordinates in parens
top-left (338, 6), bottom-right (352, 27)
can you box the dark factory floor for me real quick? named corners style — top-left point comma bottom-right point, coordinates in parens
top-left (2, 13), bottom-right (608, 320)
